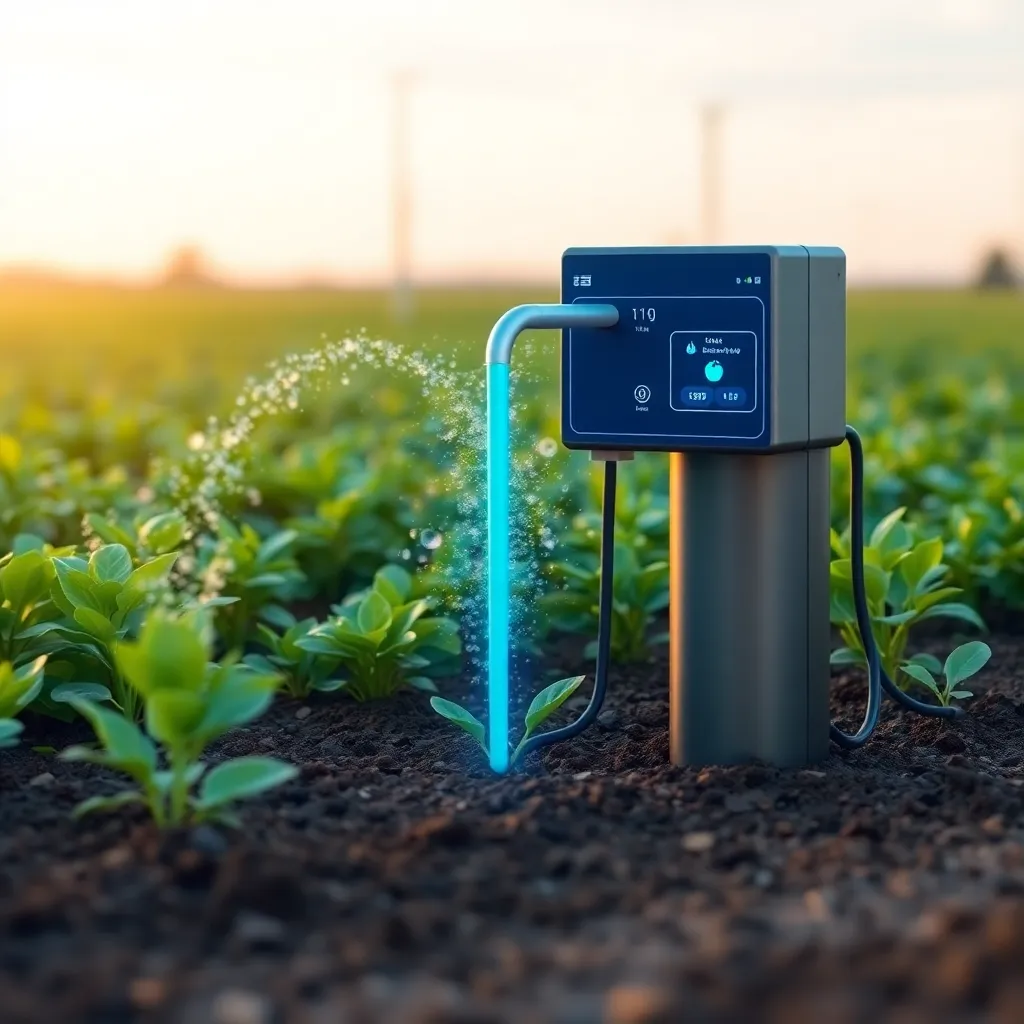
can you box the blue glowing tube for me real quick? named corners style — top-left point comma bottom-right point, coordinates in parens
top-left (483, 303), bottom-right (618, 775)
top-left (486, 361), bottom-right (511, 773)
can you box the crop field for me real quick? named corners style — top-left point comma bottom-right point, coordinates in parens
top-left (1, 280), bottom-right (1024, 1022)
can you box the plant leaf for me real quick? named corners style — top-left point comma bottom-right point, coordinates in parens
top-left (898, 538), bottom-right (944, 595)
top-left (0, 718), bottom-right (24, 747)
top-left (406, 676), bottom-right (438, 693)
top-left (72, 791), bottom-right (145, 819)
top-left (917, 603), bottom-right (985, 631)
top-left (869, 507), bottom-right (907, 550)
top-left (126, 552), bottom-right (180, 593)
top-left (73, 607), bottom-right (118, 644)
top-left (195, 756), bottom-right (297, 810)
top-left (62, 699), bottom-right (157, 780)
top-left (830, 647), bottom-right (864, 667)
top-left (901, 662), bottom-right (939, 693)
top-left (50, 682), bottom-right (114, 705)
top-left (943, 641), bottom-right (992, 686)
top-left (357, 591), bottom-right (393, 634)
top-left (429, 697), bottom-right (485, 749)
top-left (89, 544), bottom-right (133, 585)
top-left (524, 675), bottom-right (585, 735)
top-left (906, 652), bottom-right (943, 675)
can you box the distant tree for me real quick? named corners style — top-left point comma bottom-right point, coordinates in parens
top-left (975, 248), bottom-right (1019, 290)
top-left (161, 245), bottom-right (217, 287)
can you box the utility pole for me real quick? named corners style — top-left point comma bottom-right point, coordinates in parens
top-left (700, 102), bottom-right (725, 246)
top-left (391, 70), bottom-right (415, 321)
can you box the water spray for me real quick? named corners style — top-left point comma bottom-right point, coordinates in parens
top-left (485, 246), bottom-right (960, 774)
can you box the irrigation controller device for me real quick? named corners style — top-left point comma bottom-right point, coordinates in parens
top-left (484, 246), bottom-right (959, 775)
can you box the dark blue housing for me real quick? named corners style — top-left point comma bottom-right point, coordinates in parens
top-left (561, 248), bottom-right (773, 452)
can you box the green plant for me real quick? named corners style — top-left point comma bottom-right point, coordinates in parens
top-left (197, 521), bottom-right (305, 650)
top-left (430, 674), bottom-right (584, 767)
top-left (900, 640), bottom-right (992, 707)
top-left (295, 564), bottom-right (460, 700)
top-left (19, 543), bottom-right (181, 721)
top-left (830, 508), bottom-right (985, 690)
top-left (0, 655), bottom-right (47, 748)
top-left (539, 543), bottom-right (668, 662)
top-left (245, 611), bottom-right (342, 699)
top-left (60, 610), bottom-right (294, 827)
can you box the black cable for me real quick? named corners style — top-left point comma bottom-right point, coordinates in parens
top-left (517, 458), bottom-right (617, 761)
top-left (830, 425), bottom-right (961, 750)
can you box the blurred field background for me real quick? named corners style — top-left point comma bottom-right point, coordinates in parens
top-left (1, 0), bottom-right (1023, 626)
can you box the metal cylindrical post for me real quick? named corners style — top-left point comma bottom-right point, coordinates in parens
top-left (669, 449), bottom-right (832, 767)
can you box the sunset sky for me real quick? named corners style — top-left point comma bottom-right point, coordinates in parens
top-left (1, 0), bottom-right (1022, 285)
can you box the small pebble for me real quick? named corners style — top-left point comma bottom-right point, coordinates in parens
top-left (190, 825), bottom-right (228, 857)
top-left (128, 977), bottom-right (166, 1010)
top-left (232, 912), bottom-right (287, 951)
top-left (212, 989), bottom-right (272, 1024)
top-left (28, 772), bottom-right (54, 786)
top-left (573, 771), bottom-right (593, 781)
top-left (983, 815), bottom-right (1006, 838)
top-left (604, 983), bottom-right (675, 1023)
top-left (597, 709), bottom-right (621, 730)
top-left (295, 706), bottom-right (312, 720)
top-left (681, 831), bottom-right (715, 853)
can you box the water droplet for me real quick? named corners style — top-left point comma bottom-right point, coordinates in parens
top-left (536, 437), bottom-right (558, 457)
top-left (420, 529), bottom-right (443, 550)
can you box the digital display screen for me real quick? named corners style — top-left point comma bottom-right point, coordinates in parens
top-left (670, 330), bottom-right (757, 413)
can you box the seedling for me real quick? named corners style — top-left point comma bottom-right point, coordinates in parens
top-left (900, 640), bottom-right (992, 707)
top-left (830, 508), bottom-right (985, 693)
top-left (0, 656), bottom-right (47, 748)
top-left (61, 610), bottom-right (295, 827)
top-left (295, 565), bottom-right (460, 701)
top-left (245, 611), bottom-right (342, 699)
top-left (431, 675), bottom-right (584, 768)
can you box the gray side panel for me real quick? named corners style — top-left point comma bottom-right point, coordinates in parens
top-left (670, 450), bottom-right (822, 767)
top-left (806, 246), bottom-right (846, 445)
top-left (770, 250), bottom-right (809, 447)
top-left (806, 448), bottom-right (832, 763)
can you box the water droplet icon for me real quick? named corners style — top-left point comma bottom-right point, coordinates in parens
top-left (686, 341), bottom-right (696, 355)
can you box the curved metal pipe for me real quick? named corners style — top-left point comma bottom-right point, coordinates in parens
top-left (485, 303), bottom-right (619, 364)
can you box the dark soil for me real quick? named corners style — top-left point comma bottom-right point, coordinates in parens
top-left (3, 632), bottom-right (1024, 1024)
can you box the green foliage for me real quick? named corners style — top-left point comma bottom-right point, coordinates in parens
top-left (538, 464), bottom-right (669, 662)
top-left (196, 521), bottom-right (305, 650)
top-left (25, 543), bottom-right (182, 721)
top-left (430, 674), bottom-right (585, 767)
top-left (0, 655), bottom-right (47, 748)
top-left (84, 510), bottom-right (190, 562)
top-left (244, 611), bottom-right (342, 699)
top-left (830, 508), bottom-right (986, 693)
top-left (295, 564), bottom-right (460, 701)
top-left (60, 611), bottom-right (294, 827)
top-left (540, 543), bottom-right (668, 663)
top-left (901, 640), bottom-right (992, 706)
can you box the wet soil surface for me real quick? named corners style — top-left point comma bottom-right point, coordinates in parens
top-left (3, 632), bottom-right (1024, 1024)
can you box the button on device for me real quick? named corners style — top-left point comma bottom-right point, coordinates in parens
top-left (679, 386), bottom-right (714, 408)
top-left (715, 386), bottom-right (747, 408)
top-left (634, 385), bottom-right (651, 403)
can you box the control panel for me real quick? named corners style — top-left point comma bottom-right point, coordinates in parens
top-left (560, 246), bottom-right (846, 453)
